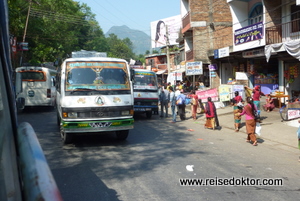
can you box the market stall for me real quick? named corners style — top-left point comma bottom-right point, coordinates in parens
top-left (254, 73), bottom-right (279, 95)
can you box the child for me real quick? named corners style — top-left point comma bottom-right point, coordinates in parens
top-left (233, 104), bottom-right (243, 132)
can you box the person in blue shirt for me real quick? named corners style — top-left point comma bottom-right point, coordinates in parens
top-left (159, 87), bottom-right (170, 117)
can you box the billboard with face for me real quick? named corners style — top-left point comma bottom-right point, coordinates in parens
top-left (150, 15), bottom-right (181, 48)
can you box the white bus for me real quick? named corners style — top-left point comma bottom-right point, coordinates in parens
top-left (56, 53), bottom-right (134, 144)
top-left (16, 66), bottom-right (57, 110)
top-left (132, 68), bottom-right (159, 118)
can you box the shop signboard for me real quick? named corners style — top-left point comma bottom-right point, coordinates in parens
top-left (214, 47), bottom-right (229, 59)
top-left (209, 64), bottom-right (218, 71)
top-left (242, 48), bottom-right (264, 58)
top-left (234, 22), bottom-right (263, 45)
top-left (167, 71), bottom-right (183, 84)
top-left (186, 61), bottom-right (203, 76)
top-left (287, 109), bottom-right (300, 120)
top-left (196, 88), bottom-right (218, 102)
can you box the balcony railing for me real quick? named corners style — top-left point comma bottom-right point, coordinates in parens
top-left (186, 50), bottom-right (194, 61)
top-left (266, 19), bottom-right (300, 45)
top-left (182, 12), bottom-right (190, 31)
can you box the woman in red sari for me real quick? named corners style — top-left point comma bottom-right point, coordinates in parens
top-left (204, 97), bottom-right (217, 130)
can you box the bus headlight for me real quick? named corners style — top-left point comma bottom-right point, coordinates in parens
top-left (68, 112), bottom-right (78, 118)
top-left (121, 111), bottom-right (130, 115)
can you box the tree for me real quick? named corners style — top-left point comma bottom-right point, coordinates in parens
top-left (106, 34), bottom-right (135, 61)
top-left (8, 0), bottom-right (140, 66)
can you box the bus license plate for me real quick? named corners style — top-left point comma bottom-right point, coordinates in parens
top-left (89, 122), bottom-right (112, 128)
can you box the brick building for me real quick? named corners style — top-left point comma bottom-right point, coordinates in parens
top-left (181, 0), bottom-right (232, 88)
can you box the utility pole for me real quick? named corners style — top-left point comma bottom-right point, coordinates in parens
top-left (20, 0), bottom-right (37, 66)
top-left (166, 25), bottom-right (170, 75)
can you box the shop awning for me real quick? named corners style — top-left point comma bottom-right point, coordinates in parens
top-left (156, 69), bottom-right (166, 74)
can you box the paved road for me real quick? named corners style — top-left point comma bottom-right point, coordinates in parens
top-left (18, 107), bottom-right (300, 201)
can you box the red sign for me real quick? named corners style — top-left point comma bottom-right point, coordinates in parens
top-left (196, 88), bottom-right (219, 102)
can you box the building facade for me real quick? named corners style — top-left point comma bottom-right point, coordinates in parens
top-left (181, 0), bottom-right (233, 89)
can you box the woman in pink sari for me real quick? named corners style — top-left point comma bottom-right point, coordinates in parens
top-left (265, 95), bottom-right (275, 112)
top-left (190, 90), bottom-right (198, 120)
top-left (238, 97), bottom-right (258, 146)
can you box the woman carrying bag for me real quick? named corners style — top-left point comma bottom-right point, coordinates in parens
top-left (238, 97), bottom-right (258, 146)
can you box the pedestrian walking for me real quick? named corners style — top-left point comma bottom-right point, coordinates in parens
top-left (204, 97), bottom-right (219, 130)
top-left (245, 85), bottom-right (265, 117)
top-left (190, 90), bottom-right (198, 120)
top-left (169, 86), bottom-right (176, 123)
top-left (238, 97), bottom-right (258, 146)
top-left (174, 86), bottom-right (181, 116)
top-left (231, 91), bottom-right (244, 132)
top-left (176, 89), bottom-right (186, 120)
top-left (159, 87), bottom-right (170, 117)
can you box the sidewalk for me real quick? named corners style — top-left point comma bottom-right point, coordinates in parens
top-left (185, 104), bottom-right (300, 150)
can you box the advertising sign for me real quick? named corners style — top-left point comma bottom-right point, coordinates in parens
top-left (219, 85), bottom-right (231, 102)
top-left (234, 22), bottom-right (263, 45)
top-left (18, 42), bottom-right (28, 51)
top-left (186, 61), bottom-right (203, 76)
top-left (150, 15), bottom-right (181, 48)
top-left (196, 88), bottom-right (218, 102)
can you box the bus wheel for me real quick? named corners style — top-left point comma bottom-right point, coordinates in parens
top-left (146, 111), bottom-right (152, 119)
top-left (116, 130), bottom-right (129, 140)
top-left (60, 129), bottom-right (72, 144)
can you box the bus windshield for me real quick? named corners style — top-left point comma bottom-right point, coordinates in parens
top-left (134, 71), bottom-right (158, 90)
top-left (20, 71), bottom-right (46, 81)
top-left (65, 61), bottom-right (130, 92)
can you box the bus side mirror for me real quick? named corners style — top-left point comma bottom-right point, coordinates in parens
top-left (15, 72), bottom-right (25, 109)
top-left (130, 69), bottom-right (134, 81)
top-left (15, 72), bottom-right (22, 95)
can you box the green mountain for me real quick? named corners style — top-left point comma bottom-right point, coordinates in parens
top-left (105, 25), bottom-right (151, 55)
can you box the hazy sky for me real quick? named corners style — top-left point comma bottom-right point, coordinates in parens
top-left (77, 0), bottom-right (180, 35)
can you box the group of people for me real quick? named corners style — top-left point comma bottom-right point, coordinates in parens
top-left (160, 83), bottom-right (300, 156)
top-left (159, 85), bottom-right (188, 123)
top-left (159, 84), bottom-right (221, 129)
top-left (231, 85), bottom-right (273, 146)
